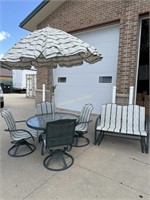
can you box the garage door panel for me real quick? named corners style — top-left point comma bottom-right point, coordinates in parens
top-left (76, 25), bottom-right (120, 45)
top-left (54, 24), bottom-right (120, 114)
top-left (55, 73), bottom-right (115, 87)
top-left (56, 85), bottom-right (113, 113)
top-left (54, 56), bottom-right (117, 75)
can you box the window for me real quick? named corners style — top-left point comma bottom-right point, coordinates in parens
top-left (99, 76), bottom-right (112, 83)
top-left (58, 77), bottom-right (66, 83)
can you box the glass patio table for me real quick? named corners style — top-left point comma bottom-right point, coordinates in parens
top-left (26, 112), bottom-right (78, 130)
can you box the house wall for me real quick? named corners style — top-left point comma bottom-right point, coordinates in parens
top-left (0, 68), bottom-right (12, 87)
top-left (36, 0), bottom-right (149, 104)
top-left (35, 68), bottom-right (53, 104)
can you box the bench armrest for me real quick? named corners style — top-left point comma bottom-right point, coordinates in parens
top-left (95, 115), bottom-right (101, 127)
top-left (145, 116), bottom-right (149, 135)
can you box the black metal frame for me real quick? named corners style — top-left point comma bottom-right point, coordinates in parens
top-left (73, 104), bottom-right (94, 147)
top-left (4, 128), bottom-right (36, 157)
top-left (43, 148), bottom-right (74, 171)
top-left (73, 131), bottom-right (90, 147)
top-left (94, 115), bottom-right (149, 153)
top-left (42, 119), bottom-right (76, 171)
top-left (8, 139), bottom-right (36, 157)
top-left (1, 109), bottom-right (37, 157)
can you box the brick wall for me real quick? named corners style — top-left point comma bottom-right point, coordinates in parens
top-left (0, 68), bottom-right (12, 77)
top-left (38, 0), bottom-right (123, 32)
top-left (35, 68), bottom-right (53, 103)
top-left (36, 0), bottom-right (149, 104)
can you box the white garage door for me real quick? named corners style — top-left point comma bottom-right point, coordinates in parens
top-left (53, 24), bottom-right (120, 114)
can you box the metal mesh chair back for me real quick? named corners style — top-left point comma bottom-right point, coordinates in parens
top-left (45, 119), bottom-right (76, 148)
top-left (37, 101), bottom-right (53, 115)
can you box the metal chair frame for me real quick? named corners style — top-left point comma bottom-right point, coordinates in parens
top-left (42, 119), bottom-right (76, 171)
top-left (37, 101), bottom-right (53, 115)
top-left (73, 104), bottom-right (94, 147)
top-left (36, 101), bottom-right (53, 143)
top-left (1, 109), bottom-right (37, 157)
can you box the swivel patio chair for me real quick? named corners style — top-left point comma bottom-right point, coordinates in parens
top-left (41, 119), bottom-right (76, 171)
top-left (1, 109), bottom-right (37, 157)
top-left (37, 101), bottom-right (53, 115)
top-left (73, 103), bottom-right (94, 147)
top-left (37, 101), bottom-right (53, 142)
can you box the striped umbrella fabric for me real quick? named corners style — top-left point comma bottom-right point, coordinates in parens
top-left (1, 27), bottom-right (102, 69)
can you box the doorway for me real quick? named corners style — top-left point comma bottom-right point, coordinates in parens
top-left (136, 18), bottom-right (149, 116)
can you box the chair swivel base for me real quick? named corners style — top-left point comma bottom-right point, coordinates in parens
top-left (43, 149), bottom-right (74, 171)
top-left (73, 134), bottom-right (90, 147)
top-left (8, 140), bottom-right (36, 157)
top-left (38, 133), bottom-right (44, 143)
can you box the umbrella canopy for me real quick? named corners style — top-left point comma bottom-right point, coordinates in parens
top-left (1, 27), bottom-right (102, 69)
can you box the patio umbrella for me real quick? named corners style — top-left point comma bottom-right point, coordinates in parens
top-left (0, 26), bottom-right (103, 118)
top-left (0, 26), bottom-right (102, 69)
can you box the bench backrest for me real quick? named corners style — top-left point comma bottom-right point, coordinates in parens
top-left (100, 104), bottom-right (146, 135)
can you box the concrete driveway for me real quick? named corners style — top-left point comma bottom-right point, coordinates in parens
top-left (0, 93), bottom-right (150, 200)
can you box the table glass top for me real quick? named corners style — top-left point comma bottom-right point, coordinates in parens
top-left (27, 112), bottom-right (78, 130)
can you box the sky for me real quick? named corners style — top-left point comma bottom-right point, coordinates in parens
top-left (0, 0), bottom-right (42, 59)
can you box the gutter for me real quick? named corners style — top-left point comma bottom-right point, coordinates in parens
top-left (19, 0), bottom-right (49, 28)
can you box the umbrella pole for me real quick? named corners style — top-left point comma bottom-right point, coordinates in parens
top-left (52, 91), bottom-right (55, 120)
top-left (42, 84), bottom-right (46, 102)
top-left (51, 86), bottom-right (56, 120)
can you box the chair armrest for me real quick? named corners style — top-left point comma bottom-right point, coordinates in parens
top-left (4, 129), bottom-right (9, 132)
top-left (77, 120), bottom-right (92, 125)
top-left (7, 129), bottom-right (35, 141)
top-left (95, 115), bottom-right (101, 128)
top-left (19, 129), bottom-right (35, 141)
top-left (15, 120), bottom-right (26, 123)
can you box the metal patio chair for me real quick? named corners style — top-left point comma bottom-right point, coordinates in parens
top-left (37, 101), bottom-right (53, 142)
top-left (1, 109), bottom-right (37, 157)
top-left (41, 119), bottom-right (76, 171)
top-left (73, 103), bottom-right (94, 147)
top-left (37, 101), bottom-right (53, 115)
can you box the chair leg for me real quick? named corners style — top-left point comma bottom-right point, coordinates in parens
top-left (145, 137), bottom-right (149, 153)
top-left (8, 144), bottom-right (20, 157)
top-left (144, 135), bottom-right (149, 153)
top-left (140, 136), bottom-right (145, 153)
top-left (41, 141), bottom-right (44, 155)
top-left (38, 133), bottom-right (43, 143)
top-left (98, 131), bottom-right (104, 145)
top-left (8, 140), bottom-right (36, 157)
top-left (94, 130), bottom-right (100, 145)
top-left (73, 133), bottom-right (90, 147)
top-left (43, 149), bottom-right (74, 171)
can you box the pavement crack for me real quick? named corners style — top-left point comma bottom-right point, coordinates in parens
top-left (76, 164), bottom-right (150, 197)
top-left (22, 172), bottom-right (58, 200)
top-left (129, 157), bottom-right (150, 165)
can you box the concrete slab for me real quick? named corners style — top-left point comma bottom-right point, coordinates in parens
top-left (75, 144), bottom-right (150, 195)
top-left (20, 166), bottom-right (150, 200)
top-left (0, 93), bottom-right (150, 200)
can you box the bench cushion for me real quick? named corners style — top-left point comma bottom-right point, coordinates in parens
top-left (96, 104), bottom-right (147, 136)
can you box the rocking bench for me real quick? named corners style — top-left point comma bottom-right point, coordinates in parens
top-left (94, 104), bottom-right (149, 153)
